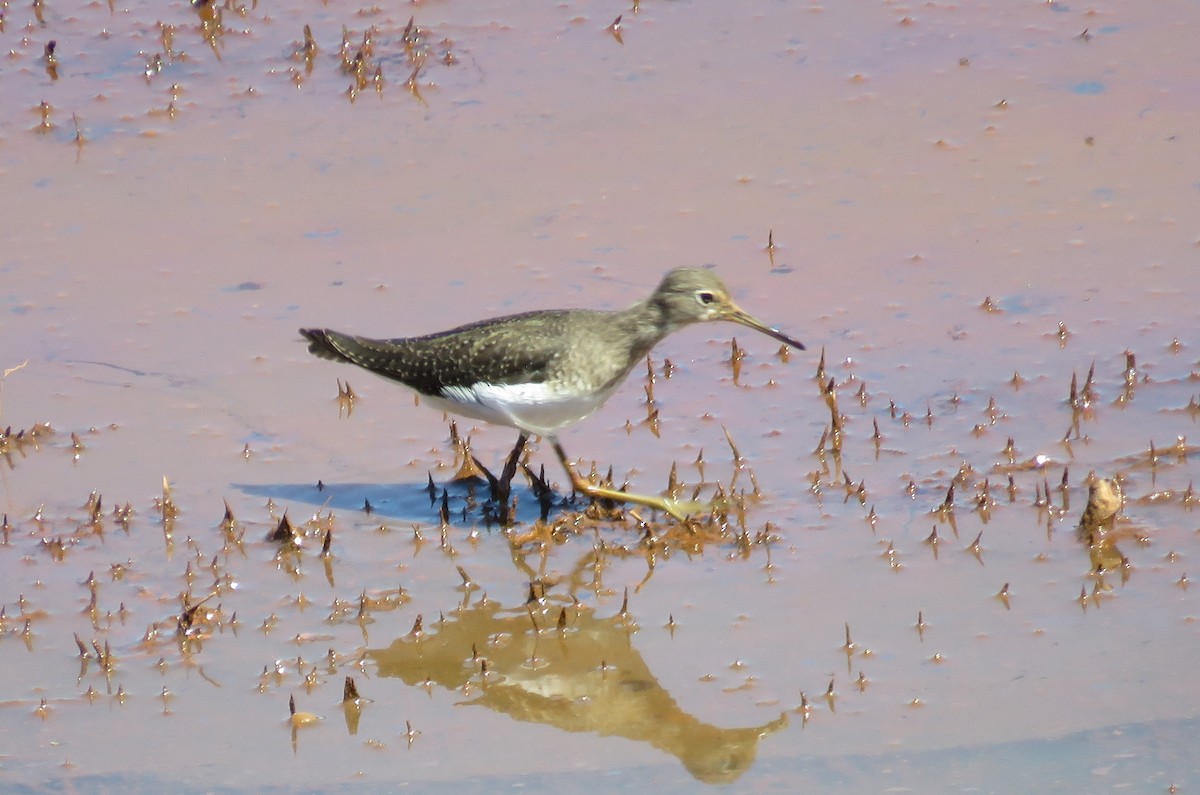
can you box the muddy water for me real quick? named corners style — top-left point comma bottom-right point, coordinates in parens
top-left (2, 1), bottom-right (1197, 792)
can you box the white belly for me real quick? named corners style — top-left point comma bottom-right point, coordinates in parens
top-left (427, 380), bottom-right (620, 437)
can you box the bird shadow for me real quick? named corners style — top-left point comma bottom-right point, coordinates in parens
top-left (231, 477), bottom-right (558, 526)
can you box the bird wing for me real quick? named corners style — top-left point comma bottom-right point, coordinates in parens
top-left (300, 311), bottom-right (580, 397)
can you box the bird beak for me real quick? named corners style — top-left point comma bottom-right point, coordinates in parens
top-left (725, 305), bottom-right (806, 351)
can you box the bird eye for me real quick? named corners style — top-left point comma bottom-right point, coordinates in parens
top-left (697, 291), bottom-right (715, 305)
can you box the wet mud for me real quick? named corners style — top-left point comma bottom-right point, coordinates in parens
top-left (1, 1), bottom-right (1198, 792)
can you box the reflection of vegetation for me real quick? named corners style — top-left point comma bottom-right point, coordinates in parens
top-left (368, 596), bottom-right (786, 784)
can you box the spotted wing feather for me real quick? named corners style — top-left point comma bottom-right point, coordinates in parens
top-left (299, 312), bottom-right (580, 398)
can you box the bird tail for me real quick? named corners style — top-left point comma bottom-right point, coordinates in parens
top-left (299, 328), bottom-right (357, 364)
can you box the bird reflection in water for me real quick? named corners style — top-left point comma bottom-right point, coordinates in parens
top-left (367, 596), bottom-right (787, 784)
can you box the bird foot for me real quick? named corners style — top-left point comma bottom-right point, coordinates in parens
top-left (660, 495), bottom-right (730, 522)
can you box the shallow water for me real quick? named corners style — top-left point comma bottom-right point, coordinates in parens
top-left (2, 1), bottom-right (1198, 792)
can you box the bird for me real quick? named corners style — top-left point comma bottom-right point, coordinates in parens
top-left (299, 267), bottom-right (805, 520)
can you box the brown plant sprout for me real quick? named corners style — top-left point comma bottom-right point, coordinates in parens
top-left (1057, 321), bottom-right (1070, 346)
top-left (729, 337), bottom-right (745, 384)
top-left (268, 511), bottom-right (295, 544)
top-left (814, 346), bottom-right (827, 383)
top-left (193, 0), bottom-right (224, 57)
top-left (400, 15), bottom-right (419, 49)
top-left (965, 531), bottom-right (984, 564)
top-left (937, 480), bottom-right (955, 518)
top-left (1042, 476), bottom-right (1056, 514)
top-left (84, 489), bottom-right (101, 521)
top-left (1063, 414), bottom-right (1081, 445)
top-left (975, 482), bottom-right (992, 523)
top-left (798, 691), bottom-right (812, 726)
top-left (32, 100), bottom-right (55, 134)
top-left (404, 614), bottom-right (425, 641)
top-left (453, 565), bottom-right (477, 593)
top-left (765, 228), bottom-right (776, 268)
top-left (823, 378), bottom-right (842, 452)
top-left (824, 677), bottom-right (837, 713)
top-left (177, 590), bottom-right (218, 637)
top-left (338, 24), bottom-right (354, 68)
top-left (807, 470), bottom-right (822, 498)
top-left (402, 719), bottom-right (420, 748)
top-left (156, 474), bottom-right (180, 533)
top-left (1082, 362), bottom-right (1097, 405)
top-left (43, 39), bottom-right (58, 79)
top-left (996, 583), bottom-right (1011, 609)
top-left (813, 426), bottom-right (829, 456)
top-left (334, 378), bottom-right (356, 416)
top-left (661, 461), bottom-right (689, 507)
top-left (405, 53), bottom-right (428, 106)
top-left (643, 404), bottom-right (660, 438)
top-left (617, 587), bottom-right (632, 620)
top-left (986, 396), bottom-right (999, 424)
top-left (359, 26), bottom-right (374, 60)
top-left (883, 541), bottom-right (900, 570)
top-left (925, 526), bottom-right (940, 559)
top-left (915, 611), bottom-right (927, 640)
top-left (841, 622), bottom-right (856, 659)
top-left (1122, 350), bottom-right (1137, 385)
top-left (350, 53), bottom-right (369, 91)
top-left (606, 14), bottom-right (623, 44)
top-left (159, 22), bottom-right (176, 60)
top-left (448, 435), bottom-right (483, 482)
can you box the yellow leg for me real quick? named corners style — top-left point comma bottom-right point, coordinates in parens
top-left (551, 441), bottom-right (710, 521)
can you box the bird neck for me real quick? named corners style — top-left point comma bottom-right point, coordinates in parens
top-left (615, 294), bottom-right (683, 359)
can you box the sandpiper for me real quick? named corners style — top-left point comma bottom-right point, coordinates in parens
top-left (299, 267), bottom-right (804, 520)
